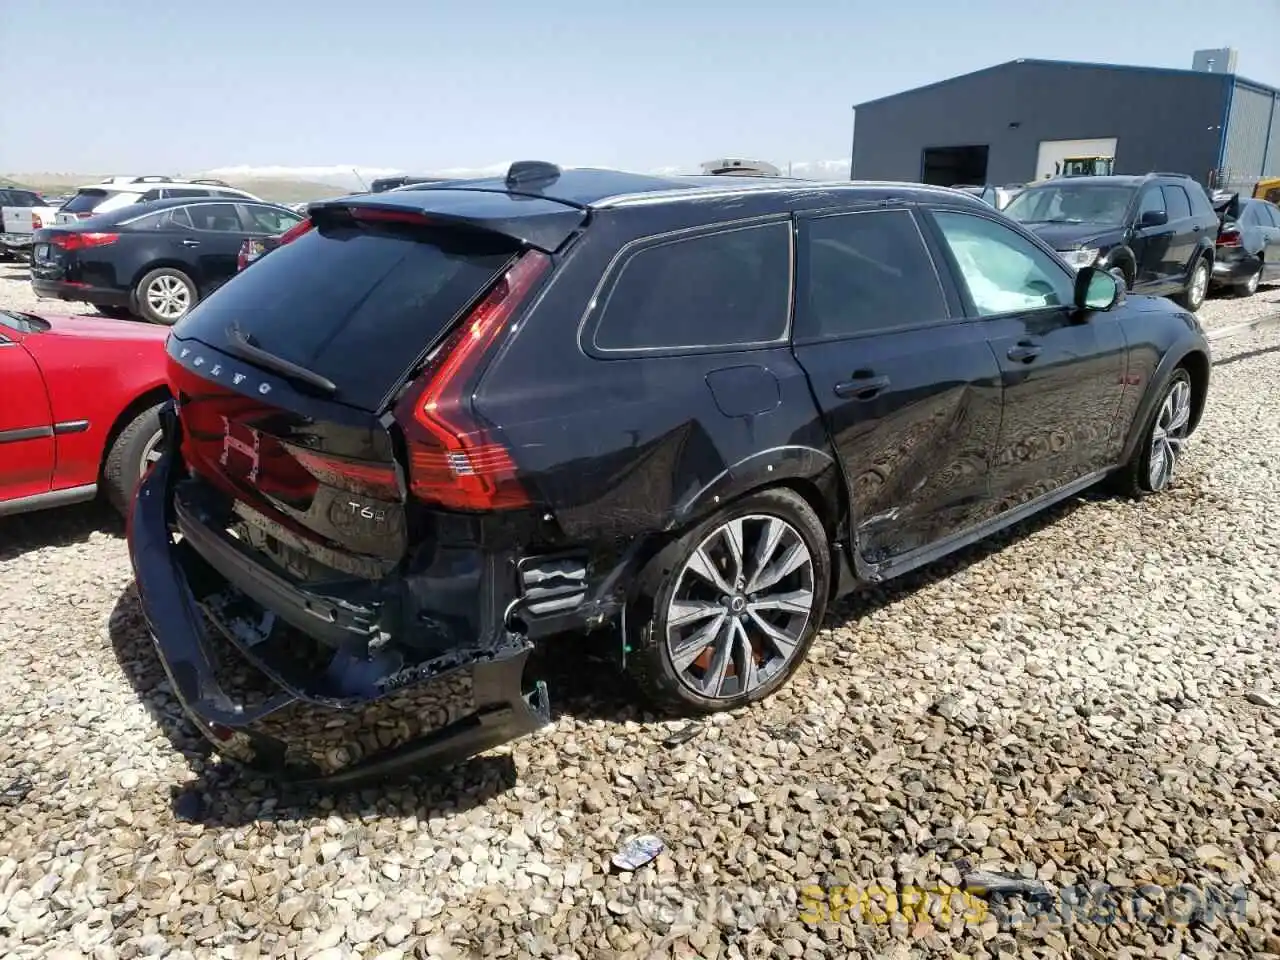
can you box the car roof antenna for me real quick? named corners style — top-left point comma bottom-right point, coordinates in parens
top-left (506, 161), bottom-right (561, 190)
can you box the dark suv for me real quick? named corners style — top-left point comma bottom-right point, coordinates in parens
top-left (129, 163), bottom-right (1211, 784)
top-left (1003, 173), bottom-right (1219, 310)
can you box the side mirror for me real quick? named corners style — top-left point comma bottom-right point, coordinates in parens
top-left (1074, 266), bottom-right (1121, 312)
top-left (1139, 209), bottom-right (1168, 228)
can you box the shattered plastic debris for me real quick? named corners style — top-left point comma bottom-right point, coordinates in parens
top-left (612, 834), bottom-right (664, 872)
top-left (962, 870), bottom-right (1053, 899)
top-left (0, 776), bottom-right (33, 807)
top-left (662, 721), bottom-right (703, 748)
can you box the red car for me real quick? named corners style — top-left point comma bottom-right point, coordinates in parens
top-left (1, 309), bottom-right (170, 518)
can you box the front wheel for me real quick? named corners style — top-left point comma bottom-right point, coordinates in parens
top-left (1113, 368), bottom-right (1194, 498)
top-left (135, 267), bottom-right (197, 325)
top-left (103, 403), bottom-right (165, 516)
top-left (625, 487), bottom-right (831, 714)
top-left (1174, 258), bottom-right (1209, 312)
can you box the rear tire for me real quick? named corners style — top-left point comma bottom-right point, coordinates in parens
top-left (103, 403), bottom-right (164, 517)
top-left (1173, 257), bottom-right (1209, 312)
top-left (625, 487), bottom-right (831, 715)
top-left (134, 267), bottom-right (197, 325)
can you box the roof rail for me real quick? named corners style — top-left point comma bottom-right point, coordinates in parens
top-left (188, 178), bottom-right (230, 187)
top-left (1148, 171), bottom-right (1194, 179)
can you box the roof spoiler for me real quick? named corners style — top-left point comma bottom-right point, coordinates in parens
top-left (307, 184), bottom-right (587, 253)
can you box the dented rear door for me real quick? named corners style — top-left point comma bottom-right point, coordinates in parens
top-left (790, 204), bottom-right (1004, 566)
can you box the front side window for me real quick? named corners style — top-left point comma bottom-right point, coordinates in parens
top-left (933, 211), bottom-right (1074, 317)
top-left (1136, 187), bottom-right (1166, 220)
top-left (591, 221), bottom-right (791, 353)
top-left (797, 209), bottom-right (948, 340)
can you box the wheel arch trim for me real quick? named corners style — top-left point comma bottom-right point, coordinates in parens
top-left (1118, 342), bottom-right (1210, 466)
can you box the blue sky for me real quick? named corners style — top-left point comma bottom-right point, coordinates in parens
top-left (3, 0), bottom-right (1278, 181)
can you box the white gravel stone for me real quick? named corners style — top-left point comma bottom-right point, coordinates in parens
top-left (2, 266), bottom-right (1279, 958)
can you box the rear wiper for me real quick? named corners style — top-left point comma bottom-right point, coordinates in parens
top-left (225, 323), bottom-right (337, 397)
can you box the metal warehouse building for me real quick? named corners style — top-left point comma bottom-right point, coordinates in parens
top-left (850, 58), bottom-right (1280, 191)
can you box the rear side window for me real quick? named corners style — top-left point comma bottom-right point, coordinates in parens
top-left (175, 223), bottom-right (519, 411)
top-left (242, 204), bottom-right (303, 234)
top-left (590, 221), bottom-right (791, 353)
top-left (1162, 185), bottom-right (1192, 220)
top-left (1264, 203), bottom-right (1280, 228)
top-left (186, 203), bottom-right (243, 231)
top-left (796, 209), bottom-right (947, 340)
top-left (62, 189), bottom-right (123, 214)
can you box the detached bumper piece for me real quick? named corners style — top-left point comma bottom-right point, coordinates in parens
top-left (127, 447), bottom-right (551, 787)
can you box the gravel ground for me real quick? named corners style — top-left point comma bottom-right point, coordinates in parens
top-left (2, 261), bottom-right (1280, 960)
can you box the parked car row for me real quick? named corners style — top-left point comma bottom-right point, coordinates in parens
top-left (30, 195), bottom-right (305, 324)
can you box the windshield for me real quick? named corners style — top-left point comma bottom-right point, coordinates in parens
top-left (1004, 184), bottom-right (1135, 226)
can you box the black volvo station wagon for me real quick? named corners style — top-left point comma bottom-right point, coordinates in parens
top-left (128, 163), bottom-right (1211, 784)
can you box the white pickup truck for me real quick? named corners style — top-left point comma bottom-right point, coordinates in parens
top-left (1, 187), bottom-right (61, 261)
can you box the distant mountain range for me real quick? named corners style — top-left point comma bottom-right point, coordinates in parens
top-left (3, 159), bottom-right (853, 205)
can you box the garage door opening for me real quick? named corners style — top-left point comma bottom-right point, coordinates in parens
top-left (921, 146), bottom-right (990, 187)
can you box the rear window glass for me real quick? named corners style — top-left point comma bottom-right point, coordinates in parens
top-left (591, 221), bottom-right (791, 353)
top-left (175, 222), bottom-right (518, 411)
top-left (62, 189), bottom-right (125, 213)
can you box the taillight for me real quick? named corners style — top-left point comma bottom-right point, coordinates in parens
top-left (1217, 227), bottom-right (1242, 248)
top-left (395, 250), bottom-right (551, 512)
top-left (277, 217), bottom-right (313, 245)
top-left (51, 232), bottom-right (119, 251)
top-left (236, 240), bottom-right (250, 273)
top-left (31, 213), bottom-right (42, 229)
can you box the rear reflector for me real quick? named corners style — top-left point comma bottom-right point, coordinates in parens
top-left (52, 232), bottom-right (119, 251)
top-left (287, 445), bottom-right (401, 500)
top-left (397, 250), bottom-right (551, 511)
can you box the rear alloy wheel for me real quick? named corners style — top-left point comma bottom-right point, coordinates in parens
top-left (1114, 368), bottom-right (1194, 498)
top-left (1176, 258), bottom-right (1209, 312)
top-left (136, 267), bottom-right (197, 325)
top-left (1238, 264), bottom-right (1262, 298)
top-left (626, 487), bottom-right (830, 713)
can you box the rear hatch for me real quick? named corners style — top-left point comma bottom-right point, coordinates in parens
top-left (167, 191), bottom-right (585, 583)
top-left (55, 188), bottom-right (131, 224)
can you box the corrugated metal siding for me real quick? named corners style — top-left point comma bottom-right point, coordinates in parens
top-left (850, 62), bottom-right (1228, 187)
top-left (1220, 81), bottom-right (1277, 189)
top-left (1266, 96), bottom-right (1280, 178)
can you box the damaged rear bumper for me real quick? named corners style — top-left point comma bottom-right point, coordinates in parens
top-left (125, 436), bottom-right (551, 787)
